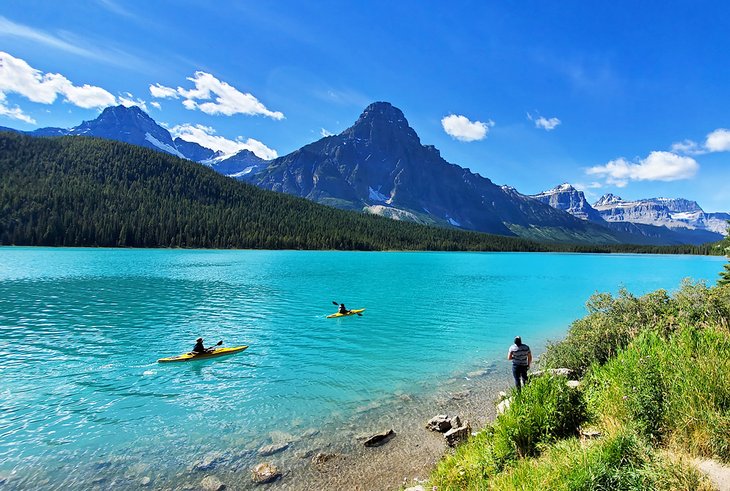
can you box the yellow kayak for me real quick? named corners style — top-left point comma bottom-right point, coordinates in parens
top-left (157, 345), bottom-right (248, 363)
top-left (326, 308), bottom-right (365, 318)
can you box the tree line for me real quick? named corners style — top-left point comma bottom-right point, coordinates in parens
top-left (0, 132), bottom-right (719, 255)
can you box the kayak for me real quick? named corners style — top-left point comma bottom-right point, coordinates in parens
top-left (157, 345), bottom-right (248, 363)
top-left (326, 308), bottom-right (365, 318)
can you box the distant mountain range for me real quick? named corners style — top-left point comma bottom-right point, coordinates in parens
top-left (2, 103), bottom-right (727, 245)
top-left (532, 184), bottom-right (727, 243)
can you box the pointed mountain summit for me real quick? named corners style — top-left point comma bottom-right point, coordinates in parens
top-left (4, 105), bottom-right (217, 162)
top-left (250, 102), bottom-right (618, 242)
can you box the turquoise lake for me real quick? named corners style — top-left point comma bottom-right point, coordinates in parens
top-left (0, 248), bottom-right (725, 489)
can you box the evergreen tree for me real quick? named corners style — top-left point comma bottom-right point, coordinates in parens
top-left (719, 221), bottom-right (730, 286)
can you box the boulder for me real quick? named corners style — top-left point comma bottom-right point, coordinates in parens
top-left (251, 463), bottom-right (281, 484)
top-left (444, 421), bottom-right (471, 447)
top-left (496, 397), bottom-right (512, 415)
top-left (363, 429), bottom-right (396, 447)
top-left (425, 415), bottom-right (452, 433)
top-left (258, 442), bottom-right (289, 457)
top-left (200, 476), bottom-right (225, 491)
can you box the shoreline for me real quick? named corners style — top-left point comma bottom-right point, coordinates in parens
top-left (1, 362), bottom-right (511, 490)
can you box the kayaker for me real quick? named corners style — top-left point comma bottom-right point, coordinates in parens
top-left (338, 303), bottom-right (349, 315)
top-left (507, 336), bottom-right (532, 391)
top-left (192, 337), bottom-right (212, 354)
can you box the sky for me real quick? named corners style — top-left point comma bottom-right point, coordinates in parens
top-left (1, 1), bottom-right (729, 211)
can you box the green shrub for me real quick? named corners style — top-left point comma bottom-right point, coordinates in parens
top-left (488, 430), bottom-right (713, 491)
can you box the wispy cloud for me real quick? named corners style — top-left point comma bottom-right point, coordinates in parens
top-left (586, 151), bottom-right (698, 187)
top-left (0, 52), bottom-right (120, 123)
top-left (0, 16), bottom-right (148, 70)
top-left (527, 112), bottom-right (561, 131)
top-left (0, 92), bottom-right (34, 123)
top-left (169, 123), bottom-right (278, 160)
top-left (320, 128), bottom-right (333, 137)
top-left (671, 128), bottom-right (730, 156)
top-left (150, 72), bottom-right (284, 119)
top-left (441, 114), bottom-right (494, 142)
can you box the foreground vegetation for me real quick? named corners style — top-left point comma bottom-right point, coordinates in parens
top-left (0, 132), bottom-right (718, 253)
top-left (428, 257), bottom-right (730, 489)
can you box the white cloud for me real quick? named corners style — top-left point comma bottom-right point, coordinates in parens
top-left (0, 92), bottom-right (35, 123)
top-left (441, 114), bottom-right (493, 142)
top-left (0, 51), bottom-right (116, 115)
top-left (169, 123), bottom-right (278, 160)
top-left (705, 128), bottom-right (730, 152)
top-left (527, 112), bottom-right (561, 131)
top-left (118, 92), bottom-right (147, 111)
top-left (536, 116), bottom-right (561, 131)
top-left (320, 128), bottom-right (333, 137)
top-left (150, 72), bottom-right (284, 120)
top-left (149, 83), bottom-right (178, 99)
top-left (150, 101), bottom-right (161, 110)
top-left (670, 139), bottom-right (703, 155)
top-left (0, 16), bottom-right (97, 60)
top-left (587, 151), bottom-right (698, 186)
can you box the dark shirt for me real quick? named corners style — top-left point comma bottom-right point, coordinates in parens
top-left (192, 341), bottom-right (206, 353)
top-left (338, 304), bottom-right (348, 314)
top-left (509, 343), bottom-right (531, 366)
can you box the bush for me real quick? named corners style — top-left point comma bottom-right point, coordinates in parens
top-left (488, 430), bottom-right (713, 491)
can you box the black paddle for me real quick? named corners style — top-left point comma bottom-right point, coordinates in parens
top-left (199, 340), bottom-right (223, 354)
top-left (332, 301), bottom-right (362, 316)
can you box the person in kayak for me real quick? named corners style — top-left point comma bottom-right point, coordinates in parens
top-left (192, 337), bottom-right (213, 354)
top-left (338, 303), bottom-right (350, 315)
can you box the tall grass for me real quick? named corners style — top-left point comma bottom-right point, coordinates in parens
top-left (426, 281), bottom-right (729, 490)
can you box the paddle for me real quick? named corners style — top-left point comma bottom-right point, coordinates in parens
top-left (331, 301), bottom-right (363, 316)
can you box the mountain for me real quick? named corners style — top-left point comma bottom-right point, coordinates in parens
top-left (3, 131), bottom-right (653, 252)
top-left (211, 149), bottom-right (266, 178)
top-left (2, 105), bottom-right (222, 163)
top-left (593, 194), bottom-right (729, 236)
top-left (246, 102), bottom-right (620, 244)
top-left (532, 184), bottom-right (725, 245)
top-left (531, 183), bottom-right (604, 222)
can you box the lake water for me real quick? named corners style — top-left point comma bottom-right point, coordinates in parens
top-left (0, 248), bottom-right (724, 489)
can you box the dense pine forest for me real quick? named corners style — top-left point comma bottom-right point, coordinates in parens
top-left (0, 132), bottom-right (718, 254)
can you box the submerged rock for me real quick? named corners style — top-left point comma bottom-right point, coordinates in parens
top-left (363, 429), bottom-right (396, 447)
top-left (190, 452), bottom-right (227, 472)
top-left (140, 476), bottom-right (151, 486)
top-left (258, 442), bottom-right (289, 456)
top-left (251, 462), bottom-right (281, 484)
top-left (311, 452), bottom-right (338, 466)
top-left (200, 475), bottom-right (225, 491)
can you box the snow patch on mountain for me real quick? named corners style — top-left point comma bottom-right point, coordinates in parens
top-left (145, 133), bottom-right (185, 158)
top-left (364, 205), bottom-right (428, 223)
top-left (368, 186), bottom-right (389, 203)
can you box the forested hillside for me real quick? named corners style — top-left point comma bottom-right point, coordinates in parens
top-left (0, 133), bottom-right (715, 254)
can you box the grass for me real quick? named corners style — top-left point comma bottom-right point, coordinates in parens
top-left (425, 280), bottom-right (730, 490)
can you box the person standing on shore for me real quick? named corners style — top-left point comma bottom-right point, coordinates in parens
top-left (508, 336), bottom-right (532, 391)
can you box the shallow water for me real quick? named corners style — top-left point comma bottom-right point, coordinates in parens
top-left (0, 248), bottom-right (724, 489)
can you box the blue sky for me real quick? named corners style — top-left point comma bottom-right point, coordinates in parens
top-left (1, 1), bottom-right (729, 211)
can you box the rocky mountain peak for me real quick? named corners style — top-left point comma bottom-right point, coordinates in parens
top-left (594, 193), bottom-right (623, 207)
top-left (343, 101), bottom-right (420, 144)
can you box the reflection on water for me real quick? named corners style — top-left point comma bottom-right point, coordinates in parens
top-left (0, 248), bottom-right (723, 489)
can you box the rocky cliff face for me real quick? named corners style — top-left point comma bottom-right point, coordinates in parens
top-left (531, 184), bottom-right (604, 222)
top-left (249, 102), bottom-right (613, 241)
top-left (593, 194), bottom-right (728, 236)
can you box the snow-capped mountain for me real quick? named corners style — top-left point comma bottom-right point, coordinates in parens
top-left (532, 185), bottom-right (726, 244)
top-left (0, 105), bottom-right (274, 176)
top-left (246, 102), bottom-right (620, 242)
top-left (593, 194), bottom-right (729, 236)
top-left (531, 183), bottom-right (604, 222)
